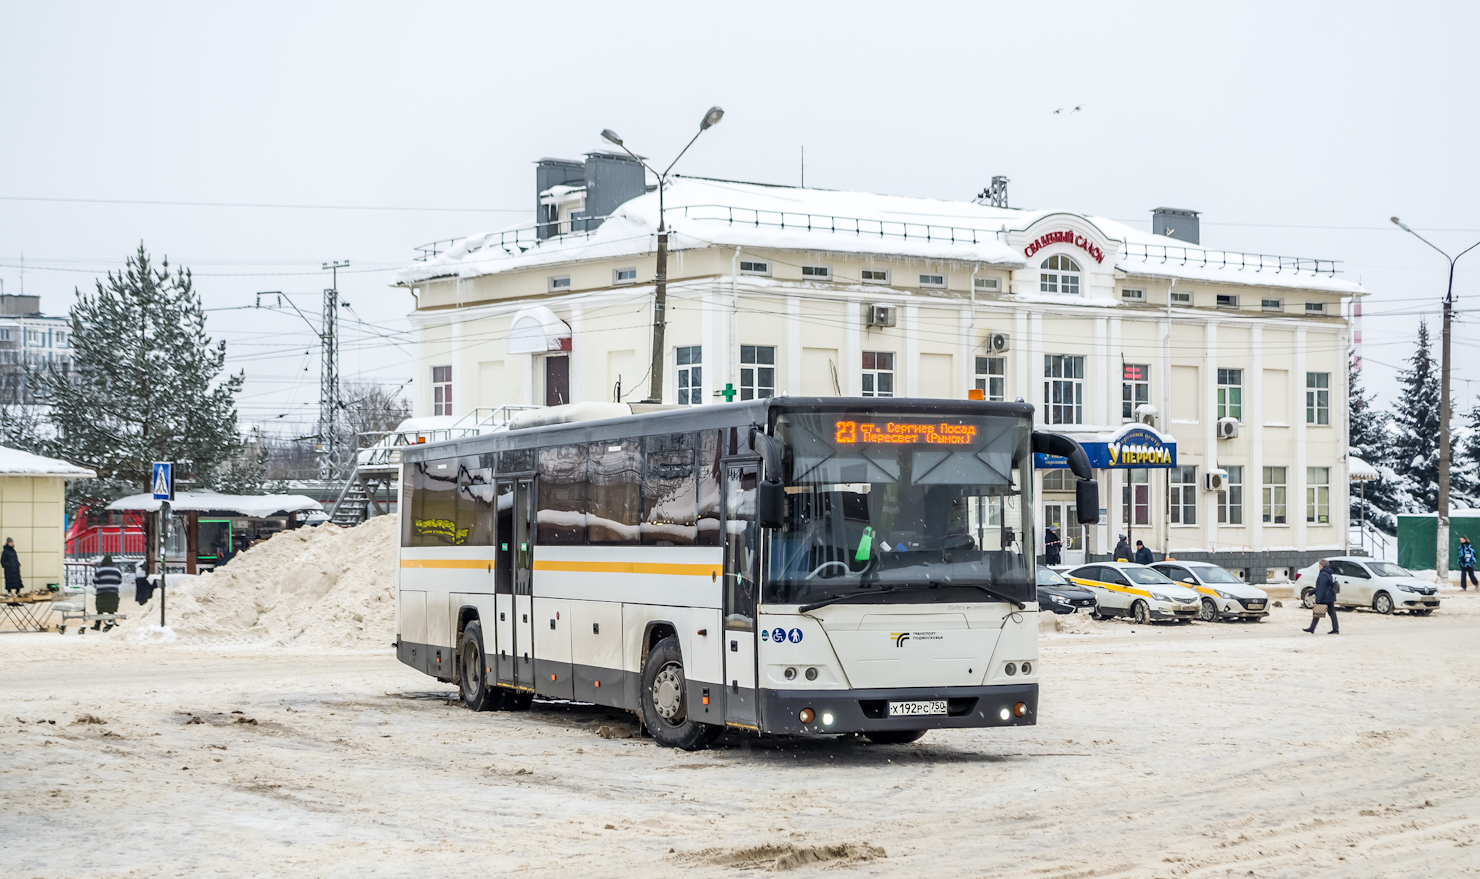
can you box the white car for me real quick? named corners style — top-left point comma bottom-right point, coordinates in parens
top-left (1151, 561), bottom-right (1270, 622)
top-left (1063, 562), bottom-right (1202, 624)
top-left (1294, 557), bottom-right (1441, 616)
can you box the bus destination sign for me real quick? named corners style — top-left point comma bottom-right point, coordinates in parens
top-left (834, 420), bottom-right (977, 446)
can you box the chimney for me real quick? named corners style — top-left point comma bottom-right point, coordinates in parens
top-left (580, 152), bottom-right (647, 229)
top-left (1152, 207), bottom-right (1200, 245)
top-left (535, 158), bottom-right (586, 240)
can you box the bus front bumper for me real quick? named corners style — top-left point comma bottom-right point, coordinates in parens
top-left (759, 683), bottom-right (1038, 735)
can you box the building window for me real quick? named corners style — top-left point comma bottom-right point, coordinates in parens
top-left (1122, 363), bottom-right (1150, 421)
top-left (613, 267), bottom-right (637, 284)
top-left (1216, 294), bottom-right (1238, 308)
top-left (549, 275), bottom-right (571, 291)
top-left (1263, 466), bottom-right (1287, 524)
top-left (1043, 469), bottom-right (1072, 491)
top-left (432, 365), bottom-right (453, 416)
top-left (1262, 298), bottom-right (1283, 311)
top-left (974, 278), bottom-right (1000, 292)
top-left (739, 345), bottom-right (775, 400)
top-left (974, 356), bottom-right (1005, 401)
top-left (1123, 469), bottom-right (1150, 526)
top-left (1219, 465), bottom-right (1244, 525)
top-left (1039, 255), bottom-right (1081, 295)
top-left (739, 260), bottom-right (770, 275)
top-left (1169, 465), bottom-right (1198, 525)
top-left (861, 269), bottom-right (890, 284)
top-left (675, 346), bottom-right (702, 405)
top-left (918, 273), bottom-right (945, 288)
top-left (801, 265), bottom-right (830, 279)
top-left (861, 351), bottom-right (894, 397)
top-left (1121, 288), bottom-right (1145, 302)
top-left (1216, 368), bottom-right (1243, 421)
top-left (1306, 372), bottom-right (1330, 425)
top-left (1307, 466), bottom-right (1330, 524)
top-left (1171, 290), bottom-right (1191, 304)
top-left (1305, 301), bottom-right (1326, 314)
top-left (0, 329), bottom-right (10, 342)
top-left (1043, 354), bottom-right (1084, 425)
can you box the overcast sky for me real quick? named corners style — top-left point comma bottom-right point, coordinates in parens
top-left (2, 0), bottom-right (1477, 431)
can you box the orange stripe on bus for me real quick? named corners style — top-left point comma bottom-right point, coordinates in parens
top-left (533, 560), bottom-right (718, 577)
top-left (399, 559), bottom-right (494, 569)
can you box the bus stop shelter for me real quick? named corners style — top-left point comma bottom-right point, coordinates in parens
top-left (106, 490), bottom-right (323, 574)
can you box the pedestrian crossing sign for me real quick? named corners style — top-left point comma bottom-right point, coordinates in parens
top-left (151, 462), bottom-right (174, 501)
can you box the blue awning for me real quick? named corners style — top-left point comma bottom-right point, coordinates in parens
top-left (1035, 425), bottom-right (1177, 469)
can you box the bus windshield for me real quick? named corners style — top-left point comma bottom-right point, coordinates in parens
top-left (766, 410), bottom-right (1032, 606)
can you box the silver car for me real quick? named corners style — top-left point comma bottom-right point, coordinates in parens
top-left (1152, 561), bottom-right (1270, 622)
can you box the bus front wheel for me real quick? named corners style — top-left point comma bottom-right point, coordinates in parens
top-left (459, 621), bottom-right (504, 712)
top-left (640, 636), bottom-right (719, 750)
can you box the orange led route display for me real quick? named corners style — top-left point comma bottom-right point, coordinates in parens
top-left (834, 420), bottom-right (977, 445)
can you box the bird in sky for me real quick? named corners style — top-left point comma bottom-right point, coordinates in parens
top-left (1053, 108), bottom-right (1063, 114)
top-left (1072, 105), bottom-right (1082, 112)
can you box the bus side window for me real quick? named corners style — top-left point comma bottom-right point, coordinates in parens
top-left (459, 461), bottom-right (496, 546)
top-left (641, 433), bottom-right (697, 546)
top-left (537, 445), bottom-right (587, 545)
top-left (588, 440), bottom-right (640, 546)
top-left (407, 459), bottom-right (462, 546)
top-left (696, 430), bottom-right (722, 546)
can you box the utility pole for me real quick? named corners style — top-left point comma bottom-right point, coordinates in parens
top-left (321, 261), bottom-right (349, 480)
top-left (601, 107), bottom-right (725, 403)
top-left (1391, 219), bottom-right (1480, 580)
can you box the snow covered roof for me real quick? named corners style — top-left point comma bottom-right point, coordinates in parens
top-left (0, 446), bottom-right (96, 479)
top-left (106, 490), bottom-right (322, 517)
top-left (397, 176), bottom-right (1364, 296)
top-left (1349, 456), bottom-right (1380, 481)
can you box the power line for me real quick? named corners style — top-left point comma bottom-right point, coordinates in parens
top-left (0, 194), bottom-right (526, 214)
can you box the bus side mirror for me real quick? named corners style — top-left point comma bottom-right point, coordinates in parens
top-left (1076, 479), bottom-right (1100, 524)
top-left (758, 481), bottom-right (785, 529)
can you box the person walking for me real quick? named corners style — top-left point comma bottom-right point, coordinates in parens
top-left (1303, 558), bottom-right (1339, 634)
top-left (133, 562), bottom-right (155, 606)
top-left (1044, 526), bottom-right (1062, 566)
top-left (92, 555), bottom-right (122, 631)
top-left (1133, 540), bottom-right (1154, 565)
top-left (1458, 536), bottom-right (1477, 591)
top-left (1, 537), bottom-right (22, 596)
top-left (1113, 535), bottom-right (1132, 563)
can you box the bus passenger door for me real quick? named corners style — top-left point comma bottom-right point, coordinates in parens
top-left (723, 463), bottom-right (760, 729)
top-left (514, 478), bottom-right (536, 690)
top-left (494, 480), bottom-right (515, 687)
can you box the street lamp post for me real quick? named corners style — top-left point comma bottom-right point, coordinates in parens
top-left (1390, 217), bottom-right (1480, 580)
top-left (602, 106), bottom-right (724, 403)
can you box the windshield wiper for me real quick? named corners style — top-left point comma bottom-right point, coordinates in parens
top-left (958, 582), bottom-right (1026, 610)
top-left (799, 580), bottom-right (1026, 613)
top-left (798, 586), bottom-right (902, 613)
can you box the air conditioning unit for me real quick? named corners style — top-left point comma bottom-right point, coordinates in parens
top-left (987, 332), bottom-right (1011, 353)
top-left (1205, 469), bottom-right (1228, 492)
top-left (1217, 416), bottom-right (1240, 439)
top-left (1134, 403), bottom-right (1159, 428)
top-left (866, 304), bottom-right (896, 328)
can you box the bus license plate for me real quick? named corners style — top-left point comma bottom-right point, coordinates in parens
top-left (889, 700), bottom-right (947, 717)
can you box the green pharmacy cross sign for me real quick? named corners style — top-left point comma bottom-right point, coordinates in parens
top-left (720, 383), bottom-right (737, 402)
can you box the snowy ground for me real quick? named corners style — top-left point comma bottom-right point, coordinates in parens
top-left (2, 594), bottom-right (1477, 878)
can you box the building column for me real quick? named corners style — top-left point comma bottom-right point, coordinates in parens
top-left (450, 319), bottom-right (463, 417)
top-left (844, 296), bottom-right (861, 396)
top-left (786, 296), bottom-right (801, 396)
top-left (1293, 327), bottom-right (1308, 552)
top-left (569, 305), bottom-right (584, 405)
top-left (1204, 321), bottom-right (1218, 554)
top-left (1014, 310), bottom-right (1030, 403)
top-left (1027, 312), bottom-right (1043, 420)
top-left (905, 304), bottom-right (920, 398)
top-left (1250, 325), bottom-right (1264, 564)
top-left (702, 289), bottom-right (716, 403)
top-left (1095, 317), bottom-right (1109, 426)
top-left (959, 307), bottom-right (974, 395)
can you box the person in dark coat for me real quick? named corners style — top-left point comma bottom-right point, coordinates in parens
top-left (1113, 535), bottom-right (1132, 562)
top-left (1304, 558), bottom-right (1339, 634)
top-left (1044, 527), bottom-right (1062, 566)
top-left (92, 555), bottom-right (122, 631)
top-left (134, 563), bottom-right (155, 606)
top-left (1, 537), bottom-right (21, 595)
top-left (1133, 540), bottom-right (1154, 565)
top-left (1458, 536), bottom-right (1477, 591)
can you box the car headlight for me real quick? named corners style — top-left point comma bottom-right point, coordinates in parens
top-left (1397, 584), bottom-right (1416, 592)
top-left (1051, 594), bottom-right (1070, 604)
top-left (1150, 593), bottom-right (1170, 603)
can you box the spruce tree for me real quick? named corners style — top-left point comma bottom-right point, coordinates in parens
top-left (32, 245), bottom-right (245, 511)
top-left (1347, 353), bottom-right (1400, 532)
top-left (1389, 319), bottom-right (1441, 514)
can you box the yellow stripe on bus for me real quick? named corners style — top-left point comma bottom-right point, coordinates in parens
top-left (399, 559), bottom-right (495, 569)
top-left (533, 560), bottom-right (718, 577)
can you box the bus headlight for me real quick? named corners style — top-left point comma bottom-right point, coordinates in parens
top-left (821, 712), bottom-right (834, 726)
top-left (799, 708), bottom-right (815, 724)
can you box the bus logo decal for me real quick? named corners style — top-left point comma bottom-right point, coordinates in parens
top-left (892, 632), bottom-right (910, 647)
top-left (760, 628), bottom-right (769, 641)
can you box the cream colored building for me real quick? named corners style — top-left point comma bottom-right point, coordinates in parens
top-left (0, 446), bottom-right (95, 591)
top-left (396, 165), bottom-right (1361, 581)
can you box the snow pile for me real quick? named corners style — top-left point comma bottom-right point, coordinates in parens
top-left (112, 516), bottom-right (398, 649)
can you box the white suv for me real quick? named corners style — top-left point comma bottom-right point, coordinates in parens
top-left (1294, 557), bottom-right (1441, 616)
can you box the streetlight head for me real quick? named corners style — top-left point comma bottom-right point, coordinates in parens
top-left (700, 106), bottom-right (725, 131)
top-left (601, 129), bottom-right (623, 146)
top-left (1390, 216), bottom-right (1413, 232)
top-left (1390, 216), bottom-right (1400, 225)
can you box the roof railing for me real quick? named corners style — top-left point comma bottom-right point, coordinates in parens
top-left (676, 204), bottom-right (999, 246)
top-left (1119, 241), bottom-right (1340, 276)
top-left (413, 220), bottom-right (609, 262)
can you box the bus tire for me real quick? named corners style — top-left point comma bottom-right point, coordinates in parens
top-left (640, 635), bottom-right (717, 751)
top-left (458, 621), bottom-right (503, 712)
top-left (864, 729), bottom-right (927, 744)
top-left (1132, 600), bottom-right (1150, 625)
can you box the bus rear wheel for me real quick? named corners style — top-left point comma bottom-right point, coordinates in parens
top-left (459, 621), bottom-right (504, 712)
top-left (640, 636), bottom-right (719, 750)
top-left (864, 730), bottom-right (927, 744)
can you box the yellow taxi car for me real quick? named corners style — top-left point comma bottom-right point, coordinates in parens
top-left (1063, 562), bottom-right (1201, 624)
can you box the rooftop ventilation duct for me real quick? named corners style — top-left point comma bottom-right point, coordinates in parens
top-left (1152, 207), bottom-right (1200, 245)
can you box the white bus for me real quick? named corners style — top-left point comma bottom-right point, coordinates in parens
top-left (395, 397), bottom-right (1097, 749)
